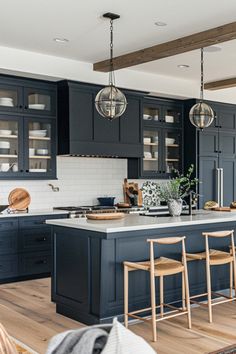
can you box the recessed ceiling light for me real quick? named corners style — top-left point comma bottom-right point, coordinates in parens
top-left (154, 21), bottom-right (167, 27)
top-left (178, 64), bottom-right (190, 69)
top-left (53, 38), bottom-right (69, 43)
top-left (204, 46), bottom-right (221, 53)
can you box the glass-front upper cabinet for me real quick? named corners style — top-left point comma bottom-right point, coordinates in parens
top-left (0, 116), bottom-right (23, 176)
top-left (163, 130), bottom-right (182, 175)
top-left (24, 87), bottom-right (56, 116)
top-left (143, 104), bottom-right (160, 122)
top-left (25, 118), bottom-right (56, 177)
top-left (0, 84), bottom-right (22, 113)
top-left (163, 104), bottom-right (182, 126)
top-left (143, 128), bottom-right (161, 176)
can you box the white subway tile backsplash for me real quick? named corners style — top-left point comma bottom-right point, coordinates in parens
top-left (0, 157), bottom-right (127, 209)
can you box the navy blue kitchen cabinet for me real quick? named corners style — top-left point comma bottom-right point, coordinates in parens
top-left (57, 80), bottom-right (144, 158)
top-left (0, 214), bottom-right (67, 283)
top-left (0, 75), bottom-right (57, 180)
top-left (128, 97), bottom-right (184, 179)
top-left (184, 99), bottom-right (236, 208)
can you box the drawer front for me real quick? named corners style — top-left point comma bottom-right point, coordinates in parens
top-left (19, 214), bottom-right (67, 229)
top-left (19, 227), bottom-right (51, 252)
top-left (20, 252), bottom-right (51, 275)
top-left (0, 255), bottom-right (18, 279)
top-left (0, 231), bottom-right (18, 255)
top-left (0, 218), bottom-right (18, 231)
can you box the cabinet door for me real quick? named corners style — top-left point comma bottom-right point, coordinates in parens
top-left (218, 106), bottom-right (236, 130)
top-left (162, 129), bottom-right (182, 175)
top-left (0, 84), bottom-right (23, 113)
top-left (142, 126), bottom-right (162, 177)
top-left (143, 101), bottom-right (161, 123)
top-left (198, 130), bottom-right (219, 157)
top-left (120, 96), bottom-right (141, 144)
top-left (219, 157), bottom-right (236, 206)
top-left (162, 103), bottom-right (182, 126)
top-left (198, 156), bottom-right (218, 208)
top-left (24, 86), bottom-right (56, 116)
top-left (0, 115), bottom-right (24, 178)
top-left (24, 117), bottom-right (56, 178)
top-left (219, 131), bottom-right (236, 158)
top-left (93, 101), bottom-right (120, 143)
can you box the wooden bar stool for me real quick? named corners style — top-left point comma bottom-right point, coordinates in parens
top-left (186, 230), bottom-right (236, 323)
top-left (123, 236), bottom-right (191, 342)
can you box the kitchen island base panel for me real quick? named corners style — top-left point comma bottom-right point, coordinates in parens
top-left (51, 220), bottom-right (233, 325)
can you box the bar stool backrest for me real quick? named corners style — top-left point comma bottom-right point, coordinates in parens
top-left (147, 236), bottom-right (187, 274)
top-left (202, 230), bottom-right (235, 263)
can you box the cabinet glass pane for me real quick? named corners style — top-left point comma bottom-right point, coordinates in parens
top-left (28, 121), bottom-right (52, 173)
top-left (0, 120), bottom-right (19, 173)
top-left (143, 130), bottom-right (159, 172)
top-left (0, 89), bottom-right (18, 108)
top-left (164, 107), bottom-right (181, 124)
top-left (164, 131), bottom-right (181, 173)
top-left (143, 106), bottom-right (160, 122)
top-left (27, 91), bottom-right (51, 112)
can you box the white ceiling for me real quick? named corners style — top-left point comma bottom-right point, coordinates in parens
top-left (1, 0), bottom-right (236, 82)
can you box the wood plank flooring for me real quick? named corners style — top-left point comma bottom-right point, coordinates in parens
top-left (0, 278), bottom-right (236, 354)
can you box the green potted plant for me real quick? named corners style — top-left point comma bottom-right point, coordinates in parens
top-left (158, 165), bottom-right (198, 216)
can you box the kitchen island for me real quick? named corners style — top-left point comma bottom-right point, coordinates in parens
top-left (46, 211), bottom-right (236, 325)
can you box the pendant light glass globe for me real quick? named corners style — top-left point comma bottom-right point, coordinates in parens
top-left (95, 85), bottom-right (127, 121)
top-left (189, 101), bottom-right (215, 130)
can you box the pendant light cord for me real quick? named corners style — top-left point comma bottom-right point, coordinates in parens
top-left (109, 19), bottom-right (115, 87)
top-left (200, 47), bottom-right (204, 101)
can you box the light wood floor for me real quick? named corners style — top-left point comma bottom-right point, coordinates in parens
top-left (0, 278), bottom-right (236, 354)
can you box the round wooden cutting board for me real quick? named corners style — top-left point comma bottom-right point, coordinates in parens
top-left (8, 188), bottom-right (31, 210)
top-left (87, 212), bottom-right (125, 220)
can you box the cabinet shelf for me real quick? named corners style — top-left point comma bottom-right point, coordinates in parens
top-left (143, 158), bottom-right (158, 161)
top-left (0, 154), bottom-right (17, 158)
top-left (29, 136), bottom-right (50, 141)
top-left (166, 158), bottom-right (179, 161)
top-left (144, 142), bottom-right (158, 146)
top-left (166, 144), bottom-right (179, 147)
top-left (29, 156), bottom-right (51, 159)
top-left (0, 135), bottom-right (17, 139)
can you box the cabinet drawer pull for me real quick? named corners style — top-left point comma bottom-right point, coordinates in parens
top-left (18, 105), bottom-right (23, 109)
top-left (36, 237), bottom-right (47, 242)
top-left (24, 105), bottom-right (28, 109)
top-left (35, 259), bottom-right (47, 265)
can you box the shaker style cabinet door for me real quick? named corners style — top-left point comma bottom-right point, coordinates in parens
top-left (0, 84), bottom-right (23, 113)
top-left (24, 86), bottom-right (56, 117)
top-left (198, 130), bottom-right (219, 157)
top-left (198, 156), bottom-right (218, 208)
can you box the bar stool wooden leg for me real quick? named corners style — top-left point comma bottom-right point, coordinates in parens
top-left (124, 264), bottom-right (129, 328)
top-left (230, 261), bottom-right (233, 298)
top-left (160, 276), bottom-right (164, 317)
top-left (206, 260), bottom-right (213, 323)
top-left (150, 242), bottom-right (157, 342)
top-left (231, 234), bottom-right (236, 298)
top-left (182, 271), bottom-right (186, 310)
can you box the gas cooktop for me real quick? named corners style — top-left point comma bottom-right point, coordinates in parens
top-left (54, 205), bottom-right (116, 211)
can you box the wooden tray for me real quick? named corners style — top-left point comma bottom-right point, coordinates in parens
top-left (87, 212), bottom-right (125, 220)
top-left (8, 188), bottom-right (31, 210)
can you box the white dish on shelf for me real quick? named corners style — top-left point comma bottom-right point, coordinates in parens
top-left (165, 138), bottom-right (175, 145)
top-left (152, 136), bottom-right (158, 143)
top-left (29, 130), bottom-right (47, 137)
top-left (28, 104), bottom-right (46, 110)
top-left (29, 168), bottom-right (47, 173)
top-left (36, 148), bottom-right (48, 156)
top-left (153, 115), bottom-right (159, 121)
top-left (29, 148), bottom-right (35, 156)
top-left (165, 115), bottom-right (174, 123)
top-left (143, 137), bottom-right (151, 144)
top-left (143, 114), bottom-right (152, 120)
top-left (0, 130), bottom-right (12, 136)
top-left (0, 141), bottom-right (10, 148)
top-left (144, 152), bottom-right (152, 159)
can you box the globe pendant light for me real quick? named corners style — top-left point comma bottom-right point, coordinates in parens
top-left (95, 13), bottom-right (127, 121)
top-left (189, 48), bottom-right (215, 130)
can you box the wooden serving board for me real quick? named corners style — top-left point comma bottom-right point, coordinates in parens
top-left (211, 207), bottom-right (236, 212)
top-left (8, 188), bottom-right (31, 210)
top-left (87, 212), bottom-right (125, 220)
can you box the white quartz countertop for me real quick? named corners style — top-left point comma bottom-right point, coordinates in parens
top-left (0, 209), bottom-right (69, 218)
top-left (46, 210), bottom-right (236, 233)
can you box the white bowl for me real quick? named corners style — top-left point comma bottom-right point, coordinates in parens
top-left (143, 114), bottom-right (152, 120)
top-left (0, 141), bottom-right (10, 148)
top-left (165, 115), bottom-right (174, 123)
top-left (29, 130), bottom-right (47, 137)
top-left (165, 138), bottom-right (175, 145)
top-left (144, 152), bottom-right (152, 159)
top-left (0, 102), bottom-right (14, 107)
top-left (0, 130), bottom-right (12, 136)
top-left (29, 148), bottom-right (35, 156)
top-left (143, 137), bottom-right (151, 144)
top-left (36, 149), bottom-right (48, 156)
top-left (28, 104), bottom-right (45, 110)
top-left (0, 163), bottom-right (10, 172)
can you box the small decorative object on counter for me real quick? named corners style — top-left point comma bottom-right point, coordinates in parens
top-left (141, 181), bottom-right (160, 207)
top-left (159, 165), bottom-right (198, 216)
top-left (123, 179), bottom-right (142, 206)
top-left (230, 201), bottom-right (236, 209)
top-left (204, 200), bottom-right (219, 210)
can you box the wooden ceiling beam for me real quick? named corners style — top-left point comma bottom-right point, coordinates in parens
top-left (94, 21), bottom-right (236, 72)
top-left (205, 78), bottom-right (236, 90)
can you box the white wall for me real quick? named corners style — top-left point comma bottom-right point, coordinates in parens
top-left (0, 157), bottom-right (127, 210)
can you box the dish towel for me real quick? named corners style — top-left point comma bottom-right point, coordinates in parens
top-left (46, 318), bottom-right (156, 354)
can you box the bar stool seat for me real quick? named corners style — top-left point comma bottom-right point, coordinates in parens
top-left (186, 249), bottom-right (233, 265)
top-left (124, 257), bottom-right (184, 276)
